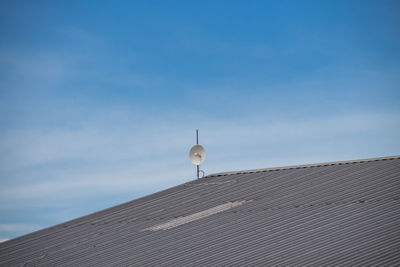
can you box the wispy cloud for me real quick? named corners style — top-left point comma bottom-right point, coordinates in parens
top-left (1, 110), bottom-right (398, 205)
top-left (0, 223), bottom-right (41, 232)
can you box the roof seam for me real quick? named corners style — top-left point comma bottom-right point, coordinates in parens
top-left (235, 196), bottom-right (399, 213)
top-left (110, 197), bottom-right (400, 226)
top-left (206, 155), bottom-right (400, 178)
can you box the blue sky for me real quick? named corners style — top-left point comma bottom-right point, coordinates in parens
top-left (0, 0), bottom-right (399, 240)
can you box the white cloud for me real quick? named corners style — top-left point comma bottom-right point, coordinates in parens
top-left (0, 110), bottom-right (399, 205)
top-left (0, 223), bottom-right (41, 233)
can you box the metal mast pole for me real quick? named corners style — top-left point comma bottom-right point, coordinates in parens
top-left (196, 129), bottom-right (199, 179)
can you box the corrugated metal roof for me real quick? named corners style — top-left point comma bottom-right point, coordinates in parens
top-left (1, 155), bottom-right (399, 266)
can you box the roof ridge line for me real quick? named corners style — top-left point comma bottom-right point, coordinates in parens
top-left (207, 155), bottom-right (400, 177)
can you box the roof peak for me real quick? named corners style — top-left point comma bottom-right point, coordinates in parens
top-left (207, 155), bottom-right (400, 177)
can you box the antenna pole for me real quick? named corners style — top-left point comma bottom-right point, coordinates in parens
top-left (196, 129), bottom-right (199, 179)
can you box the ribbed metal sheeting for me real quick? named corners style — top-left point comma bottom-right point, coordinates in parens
top-left (0, 156), bottom-right (399, 266)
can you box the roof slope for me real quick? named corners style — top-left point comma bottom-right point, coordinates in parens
top-left (1, 156), bottom-right (400, 266)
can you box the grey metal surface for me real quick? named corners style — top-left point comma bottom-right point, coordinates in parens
top-left (1, 156), bottom-right (399, 266)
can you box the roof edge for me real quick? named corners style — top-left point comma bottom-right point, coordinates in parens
top-left (207, 155), bottom-right (400, 177)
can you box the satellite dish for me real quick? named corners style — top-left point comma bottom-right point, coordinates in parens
top-left (189, 144), bottom-right (206, 165)
top-left (190, 129), bottom-right (206, 179)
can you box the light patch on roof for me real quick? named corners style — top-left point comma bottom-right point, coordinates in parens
top-left (141, 200), bottom-right (252, 232)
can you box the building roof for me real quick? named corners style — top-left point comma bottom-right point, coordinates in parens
top-left (1, 155), bottom-right (400, 266)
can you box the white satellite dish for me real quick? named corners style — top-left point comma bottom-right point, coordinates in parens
top-left (189, 144), bottom-right (206, 165)
top-left (189, 129), bottom-right (206, 179)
